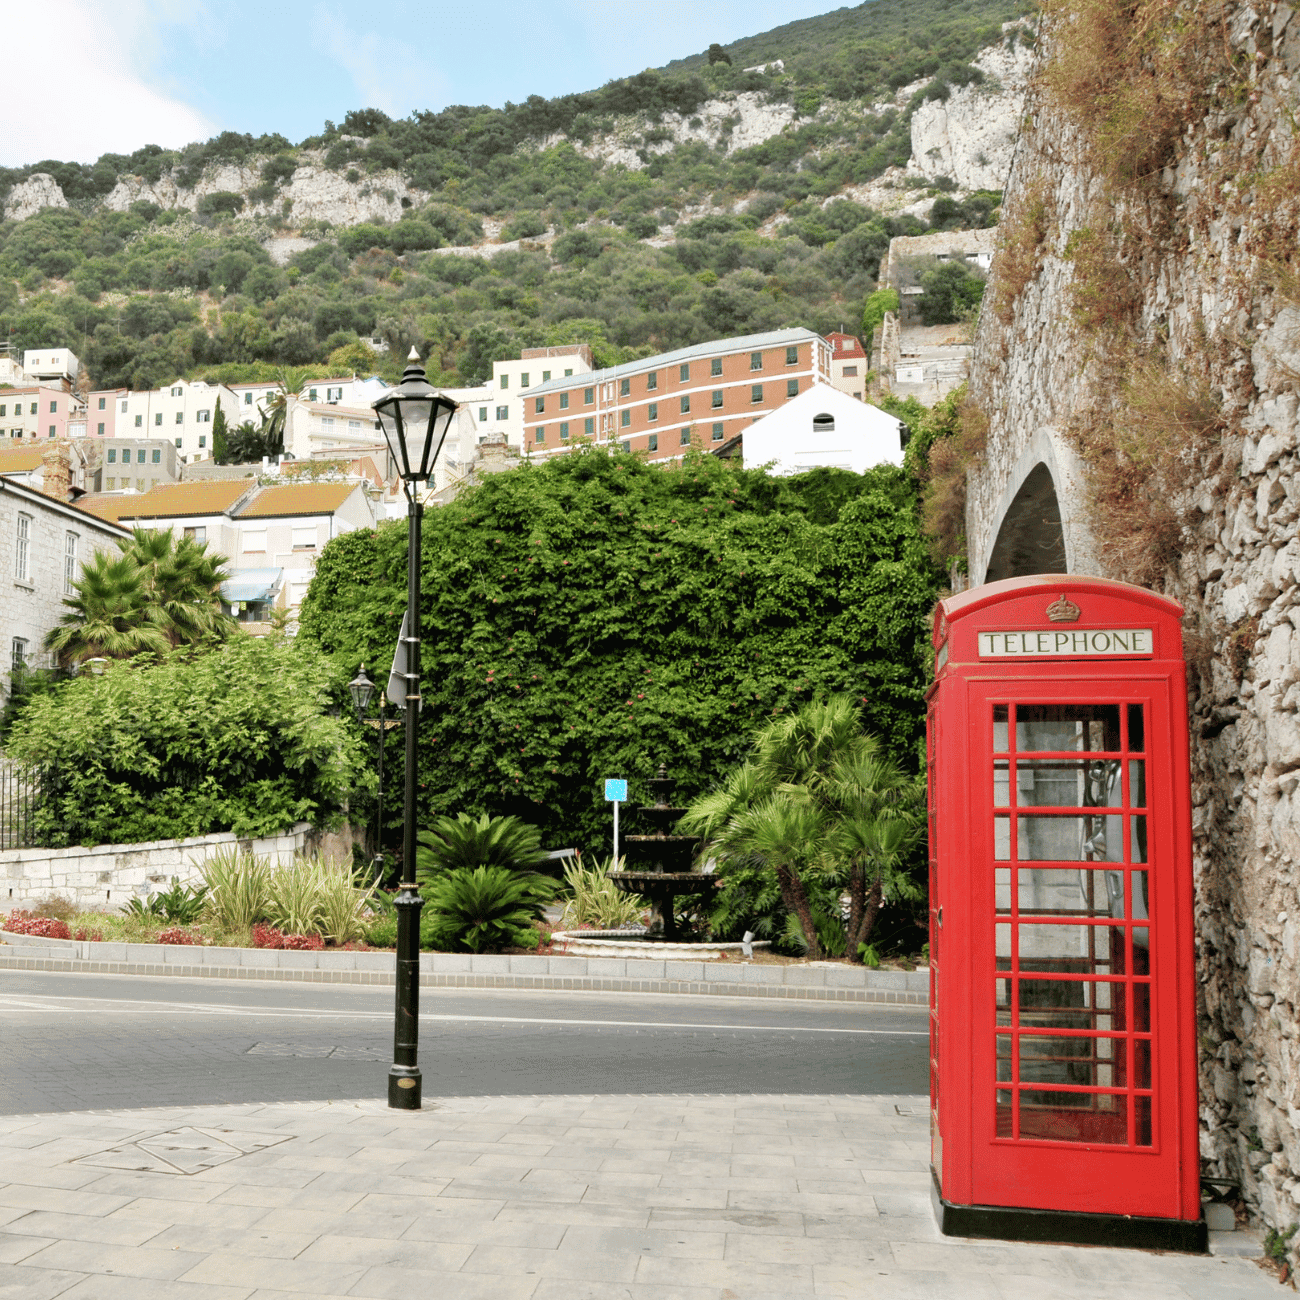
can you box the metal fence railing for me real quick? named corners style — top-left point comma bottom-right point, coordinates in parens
top-left (0, 760), bottom-right (41, 849)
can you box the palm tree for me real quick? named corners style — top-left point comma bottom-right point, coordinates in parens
top-left (121, 528), bottom-right (238, 647)
top-left (258, 366), bottom-right (317, 457)
top-left (681, 695), bottom-right (923, 961)
top-left (45, 553), bottom-right (171, 665)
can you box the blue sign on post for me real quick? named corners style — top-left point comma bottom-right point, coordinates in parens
top-left (604, 779), bottom-right (628, 802)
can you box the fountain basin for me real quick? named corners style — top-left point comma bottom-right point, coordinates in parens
top-left (551, 929), bottom-right (772, 960)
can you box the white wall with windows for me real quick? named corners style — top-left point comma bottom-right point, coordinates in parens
top-left (0, 479), bottom-right (131, 677)
top-left (116, 380), bottom-right (239, 464)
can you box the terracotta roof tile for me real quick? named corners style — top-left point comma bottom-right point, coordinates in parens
top-left (115, 479), bottom-right (254, 520)
top-left (237, 483), bottom-right (360, 518)
top-left (0, 447), bottom-right (49, 473)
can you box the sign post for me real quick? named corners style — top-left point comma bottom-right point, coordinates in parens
top-left (604, 778), bottom-right (628, 866)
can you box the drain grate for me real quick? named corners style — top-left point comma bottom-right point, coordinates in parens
top-left (75, 1127), bottom-right (293, 1176)
top-left (245, 1041), bottom-right (388, 1059)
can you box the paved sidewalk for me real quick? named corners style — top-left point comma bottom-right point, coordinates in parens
top-left (0, 1094), bottom-right (1276, 1300)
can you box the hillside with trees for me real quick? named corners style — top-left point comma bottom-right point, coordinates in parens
top-left (0, 0), bottom-right (1020, 390)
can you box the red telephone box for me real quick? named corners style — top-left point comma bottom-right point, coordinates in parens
top-left (927, 575), bottom-right (1204, 1250)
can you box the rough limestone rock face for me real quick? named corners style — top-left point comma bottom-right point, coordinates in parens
top-left (909, 37), bottom-right (1036, 191)
top-left (963, 0), bottom-right (1300, 1249)
top-left (100, 152), bottom-right (413, 227)
top-left (4, 174), bottom-right (69, 221)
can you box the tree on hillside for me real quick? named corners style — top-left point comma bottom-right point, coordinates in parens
top-left (707, 43), bottom-right (733, 65)
top-left (918, 260), bottom-right (985, 325)
top-left (212, 396), bottom-right (229, 463)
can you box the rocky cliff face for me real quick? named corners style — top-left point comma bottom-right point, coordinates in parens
top-left (964, 0), bottom-right (1300, 1249)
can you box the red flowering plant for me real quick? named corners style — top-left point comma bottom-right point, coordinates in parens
top-left (3, 911), bottom-right (72, 940)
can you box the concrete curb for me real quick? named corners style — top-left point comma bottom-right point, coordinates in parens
top-left (0, 931), bottom-right (930, 1005)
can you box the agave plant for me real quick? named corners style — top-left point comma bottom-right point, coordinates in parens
top-left (423, 866), bottom-right (554, 953)
top-left (416, 812), bottom-right (548, 887)
top-left (560, 854), bottom-right (645, 930)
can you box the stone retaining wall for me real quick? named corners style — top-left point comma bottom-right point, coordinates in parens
top-left (1, 823), bottom-right (357, 911)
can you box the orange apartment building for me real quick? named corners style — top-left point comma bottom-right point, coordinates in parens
top-left (519, 328), bottom-right (833, 462)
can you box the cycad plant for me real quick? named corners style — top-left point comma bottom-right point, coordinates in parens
top-left (416, 812), bottom-right (548, 888)
top-left (423, 866), bottom-right (555, 953)
top-left (681, 695), bottom-right (923, 962)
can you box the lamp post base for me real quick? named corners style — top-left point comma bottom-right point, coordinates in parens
top-left (388, 1065), bottom-right (422, 1109)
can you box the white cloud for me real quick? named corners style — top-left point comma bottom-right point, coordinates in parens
top-left (312, 7), bottom-right (450, 120)
top-left (0, 0), bottom-right (216, 167)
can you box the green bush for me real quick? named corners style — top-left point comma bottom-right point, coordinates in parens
top-left (8, 638), bottom-right (363, 847)
top-left (422, 866), bottom-right (554, 953)
top-left (416, 813), bottom-right (548, 886)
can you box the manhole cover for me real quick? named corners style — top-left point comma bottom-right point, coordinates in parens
top-left (75, 1127), bottom-right (293, 1175)
top-left (246, 1042), bottom-right (387, 1059)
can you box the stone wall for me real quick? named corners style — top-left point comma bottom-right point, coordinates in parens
top-left (963, 0), bottom-right (1300, 1245)
top-left (2, 822), bottom-right (358, 912)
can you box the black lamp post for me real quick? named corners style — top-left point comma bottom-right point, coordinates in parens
top-left (372, 348), bottom-right (458, 1111)
top-left (348, 665), bottom-right (386, 886)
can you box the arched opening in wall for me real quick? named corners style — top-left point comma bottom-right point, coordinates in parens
top-left (984, 462), bottom-right (1067, 582)
top-left (813, 413), bottom-right (835, 433)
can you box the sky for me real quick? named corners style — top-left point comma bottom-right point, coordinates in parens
top-left (2, 0), bottom-right (849, 168)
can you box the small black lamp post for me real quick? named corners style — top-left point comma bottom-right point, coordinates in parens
top-left (348, 665), bottom-right (387, 885)
top-left (372, 349), bottom-right (458, 1110)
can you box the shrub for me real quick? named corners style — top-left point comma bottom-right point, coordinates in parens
top-left (560, 854), bottom-right (645, 929)
top-left (416, 813), bottom-right (548, 885)
top-left (264, 855), bottom-right (327, 936)
top-left (197, 192), bottom-right (245, 217)
top-left (422, 866), bottom-right (555, 953)
top-left (251, 923), bottom-right (324, 950)
top-left (158, 927), bottom-right (200, 945)
top-left (4, 912), bottom-right (72, 939)
top-left (201, 848), bottom-right (272, 931)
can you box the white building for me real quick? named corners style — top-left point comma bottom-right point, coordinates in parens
top-left (115, 379), bottom-right (239, 465)
top-left (488, 345), bottom-right (593, 449)
top-left (22, 348), bottom-right (79, 386)
top-left (741, 383), bottom-right (906, 476)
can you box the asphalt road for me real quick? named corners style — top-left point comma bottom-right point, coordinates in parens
top-left (0, 969), bottom-right (928, 1114)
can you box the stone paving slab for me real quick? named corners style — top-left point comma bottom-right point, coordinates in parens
top-left (0, 1095), bottom-right (1278, 1299)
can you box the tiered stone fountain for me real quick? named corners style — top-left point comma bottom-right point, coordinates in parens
top-left (553, 763), bottom-right (770, 960)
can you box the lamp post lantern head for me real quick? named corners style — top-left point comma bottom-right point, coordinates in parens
top-left (349, 664), bottom-right (374, 718)
top-left (372, 348), bottom-right (459, 483)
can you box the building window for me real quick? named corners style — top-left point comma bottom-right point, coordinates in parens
top-left (107, 448), bottom-right (116, 463)
top-left (542, 370), bottom-right (551, 381)
top-left (646, 372), bottom-right (658, 391)
top-left (751, 385), bottom-right (763, 403)
top-left (14, 514), bottom-right (30, 582)
top-left (534, 428), bottom-right (545, 444)
top-left (843, 365), bottom-right (858, 377)
top-left (680, 395), bottom-right (690, 414)
top-left (520, 373), bottom-right (529, 387)
top-left (584, 417), bottom-right (594, 435)
top-left (96, 423), bottom-right (104, 435)
top-left (49, 400), bottom-right (57, 413)
top-left (106, 477), bottom-right (115, 490)
top-left (620, 439), bottom-right (631, 452)
top-left (47, 426), bottom-right (55, 438)
top-left (583, 387), bottom-right (594, 405)
top-left (0, 406), bottom-right (5, 417)
top-left (199, 435), bottom-right (207, 449)
top-left (348, 420), bottom-right (361, 430)
top-left (712, 422), bottom-right (724, 441)
top-left (711, 390), bottom-right (723, 409)
top-left (64, 531), bottom-right (78, 595)
top-left (479, 407), bottom-right (488, 422)
top-left (243, 530), bottom-right (268, 553)
top-left (559, 422), bottom-right (569, 440)
top-left (183, 526), bottom-right (206, 543)
top-left (292, 525), bottom-right (316, 550)
top-left (174, 411), bottom-right (183, 424)
top-left (534, 397), bottom-right (544, 414)
top-left (648, 403), bottom-right (658, 422)
top-left (175, 438), bottom-right (182, 448)
top-left (711, 357), bottom-right (722, 376)
top-left (787, 378), bottom-right (799, 397)
top-left (154, 412), bottom-right (163, 425)
top-left (621, 409), bottom-right (630, 428)
top-left (244, 391), bottom-right (253, 405)
top-left (648, 434), bottom-right (658, 451)
top-left (197, 410), bottom-right (210, 423)
top-left (559, 393), bottom-right (569, 410)
top-left (135, 477), bottom-right (145, 492)
top-left (120, 400), bottom-right (128, 413)
top-left (97, 397), bottom-right (106, 410)
top-left (564, 368), bottom-right (573, 377)
top-left (500, 374), bottom-right (509, 388)
top-left (750, 352), bottom-right (763, 371)
top-left (495, 405), bottom-right (509, 420)
top-left (152, 449), bottom-right (161, 464)
top-left (11, 637), bottom-right (27, 674)
top-left (680, 428), bottom-right (691, 445)
top-left (786, 346), bottom-right (799, 365)
top-left (134, 415), bottom-right (142, 427)
top-left (679, 364), bottom-right (691, 382)
top-left (308, 388), bottom-right (318, 401)
top-left (171, 386), bottom-right (182, 397)
top-left (620, 378), bottom-right (630, 396)
top-left (137, 449), bottom-right (147, 464)
top-left (327, 386), bottom-right (342, 402)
